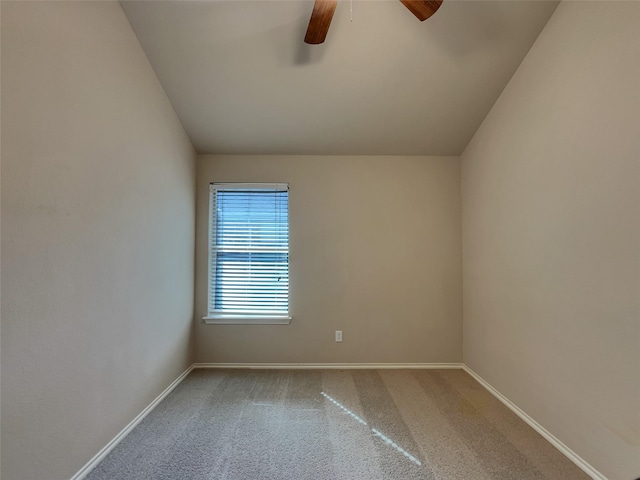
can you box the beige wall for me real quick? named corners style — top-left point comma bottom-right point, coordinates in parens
top-left (1, 2), bottom-right (196, 479)
top-left (461, 2), bottom-right (640, 479)
top-left (196, 155), bottom-right (461, 364)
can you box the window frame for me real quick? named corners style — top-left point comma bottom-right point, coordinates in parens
top-left (203, 182), bottom-right (291, 325)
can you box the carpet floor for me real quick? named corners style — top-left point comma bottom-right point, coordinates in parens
top-left (86, 369), bottom-right (590, 480)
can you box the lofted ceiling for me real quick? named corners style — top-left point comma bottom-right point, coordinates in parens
top-left (121, 0), bottom-right (558, 155)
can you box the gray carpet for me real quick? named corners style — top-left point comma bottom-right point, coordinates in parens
top-left (86, 369), bottom-right (590, 480)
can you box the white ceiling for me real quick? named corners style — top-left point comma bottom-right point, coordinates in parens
top-left (121, 0), bottom-right (558, 155)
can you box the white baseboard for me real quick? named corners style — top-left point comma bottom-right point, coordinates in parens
top-left (462, 365), bottom-right (608, 480)
top-left (192, 362), bottom-right (463, 370)
top-left (70, 365), bottom-right (194, 480)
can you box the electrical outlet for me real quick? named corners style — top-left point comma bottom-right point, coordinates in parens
top-left (335, 330), bottom-right (343, 342)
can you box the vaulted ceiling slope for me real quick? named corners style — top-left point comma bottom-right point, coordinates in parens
top-left (121, 0), bottom-right (558, 155)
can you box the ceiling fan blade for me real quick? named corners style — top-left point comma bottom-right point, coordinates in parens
top-left (304, 0), bottom-right (338, 44)
top-left (399, 0), bottom-right (443, 21)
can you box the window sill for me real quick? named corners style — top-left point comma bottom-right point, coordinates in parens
top-left (202, 315), bottom-right (292, 325)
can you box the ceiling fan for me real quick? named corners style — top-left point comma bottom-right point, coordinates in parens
top-left (304, 0), bottom-right (443, 44)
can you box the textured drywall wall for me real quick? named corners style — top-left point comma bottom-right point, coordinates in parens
top-left (1, 2), bottom-right (196, 479)
top-left (461, 2), bottom-right (640, 479)
top-left (195, 155), bottom-right (462, 364)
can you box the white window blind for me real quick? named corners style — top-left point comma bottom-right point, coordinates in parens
top-left (207, 183), bottom-right (289, 321)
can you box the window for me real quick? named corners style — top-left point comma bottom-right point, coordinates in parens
top-left (205, 183), bottom-right (290, 324)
